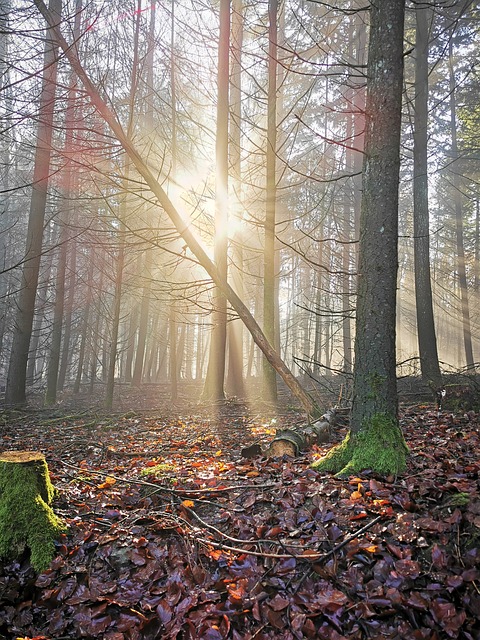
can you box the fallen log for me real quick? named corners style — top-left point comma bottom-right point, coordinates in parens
top-left (241, 409), bottom-right (337, 459)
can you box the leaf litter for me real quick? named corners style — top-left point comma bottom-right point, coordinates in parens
top-left (0, 399), bottom-right (479, 639)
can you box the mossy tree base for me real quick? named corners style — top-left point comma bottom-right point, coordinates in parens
top-left (311, 413), bottom-right (409, 478)
top-left (0, 451), bottom-right (65, 572)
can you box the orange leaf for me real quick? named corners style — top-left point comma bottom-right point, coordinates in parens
top-left (350, 512), bottom-right (368, 520)
top-left (97, 476), bottom-right (116, 489)
top-left (246, 470), bottom-right (260, 477)
top-left (301, 550), bottom-right (322, 559)
top-left (373, 499), bottom-right (390, 506)
top-left (350, 490), bottom-right (363, 501)
top-left (181, 500), bottom-right (194, 508)
top-left (365, 545), bottom-right (378, 553)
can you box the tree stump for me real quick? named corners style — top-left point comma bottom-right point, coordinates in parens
top-left (0, 451), bottom-right (65, 571)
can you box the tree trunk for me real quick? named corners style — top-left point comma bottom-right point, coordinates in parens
top-left (5, 0), bottom-right (61, 405)
top-left (0, 451), bottom-right (64, 572)
top-left (57, 237), bottom-right (77, 391)
top-left (169, 305), bottom-right (178, 401)
top-left (73, 251), bottom-right (94, 394)
top-left (413, 5), bottom-right (442, 390)
top-left (132, 249), bottom-right (152, 386)
top-left (263, 0), bottom-right (279, 403)
top-left (226, 0), bottom-right (245, 399)
top-left (448, 40), bottom-right (474, 370)
top-left (202, 0), bottom-right (230, 402)
top-left (313, 0), bottom-right (408, 477)
top-left (44, 0), bottom-right (81, 404)
top-left (105, 229), bottom-right (125, 409)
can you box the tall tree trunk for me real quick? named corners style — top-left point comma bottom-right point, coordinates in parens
top-left (169, 305), bottom-right (178, 401)
top-left (105, 0), bottom-right (141, 407)
top-left (57, 237), bottom-right (76, 391)
top-left (313, 0), bottom-right (408, 476)
top-left (448, 40), bottom-right (474, 369)
top-left (5, 0), bottom-right (61, 405)
top-left (45, 0), bottom-right (81, 404)
top-left (413, 5), bottom-right (442, 390)
top-left (132, 249), bottom-right (152, 386)
top-left (132, 0), bottom-right (156, 388)
top-left (0, 0), bottom-right (13, 360)
top-left (226, 0), bottom-right (245, 398)
top-left (105, 223), bottom-right (125, 409)
top-left (124, 304), bottom-right (138, 383)
top-left (263, 0), bottom-right (278, 402)
top-left (351, 0), bottom-right (405, 430)
top-left (202, 0), bottom-right (230, 402)
top-left (73, 249), bottom-right (94, 394)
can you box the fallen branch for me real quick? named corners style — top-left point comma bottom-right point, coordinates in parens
top-left (195, 514), bottom-right (384, 562)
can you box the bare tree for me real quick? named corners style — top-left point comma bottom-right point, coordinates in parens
top-left (412, 4), bottom-right (442, 390)
top-left (202, 0), bottom-right (230, 402)
top-left (5, 0), bottom-right (61, 405)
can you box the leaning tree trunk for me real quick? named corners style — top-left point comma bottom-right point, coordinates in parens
top-left (0, 451), bottom-right (64, 572)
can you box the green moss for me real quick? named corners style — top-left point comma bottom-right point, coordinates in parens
top-left (0, 455), bottom-right (65, 572)
top-left (447, 492), bottom-right (470, 507)
top-left (366, 372), bottom-right (387, 400)
top-left (140, 462), bottom-right (176, 479)
top-left (311, 413), bottom-right (409, 478)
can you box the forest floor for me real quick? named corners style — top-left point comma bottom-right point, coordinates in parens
top-left (0, 387), bottom-right (479, 640)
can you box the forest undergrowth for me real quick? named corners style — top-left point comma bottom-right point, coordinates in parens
top-left (0, 388), bottom-right (479, 640)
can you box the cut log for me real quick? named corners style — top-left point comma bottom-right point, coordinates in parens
top-left (0, 450), bottom-right (65, 571)
top-left (264, 409), bottom-right (337, 458)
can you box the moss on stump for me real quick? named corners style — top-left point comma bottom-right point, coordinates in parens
top-left (0, 451), bottom-right (65, 572)
top-left (311, 413), bottom-right (409, 478)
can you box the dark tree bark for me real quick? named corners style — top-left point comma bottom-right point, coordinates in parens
top-left (5, 0), bottom-right (61, 405)
top-left (413, 5), bottom-right (442, 390)
top-left (313, 0), bottom-right (409, 476)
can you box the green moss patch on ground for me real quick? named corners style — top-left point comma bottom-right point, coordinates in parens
top-left (311, 413), bottom-right (409, 477)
